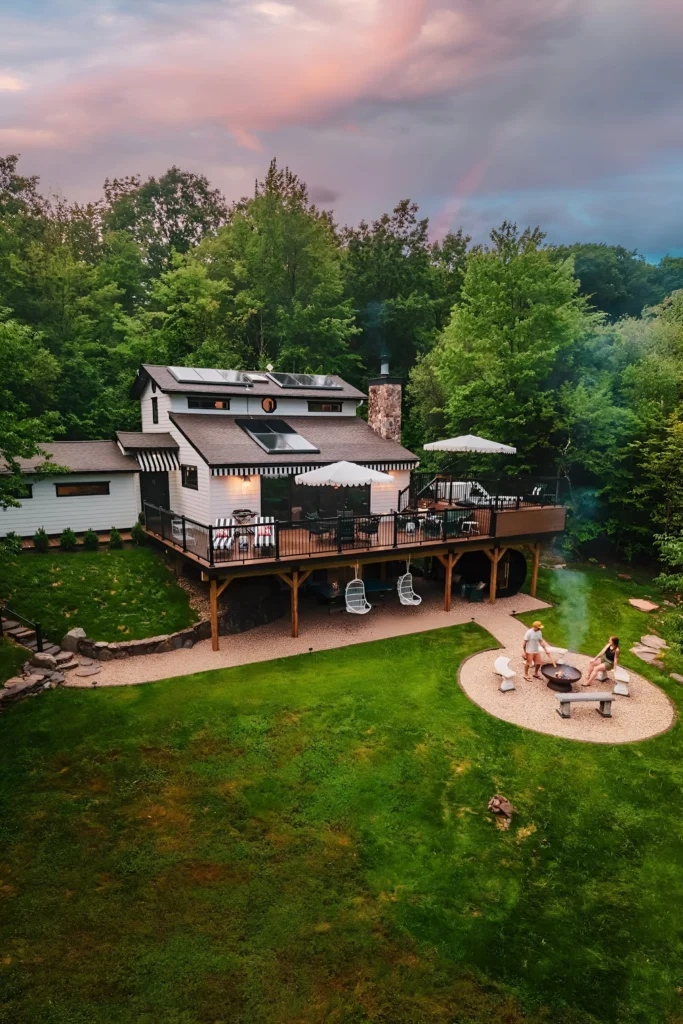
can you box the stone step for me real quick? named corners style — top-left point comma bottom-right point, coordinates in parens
top-left (43, 645), bottom-right (61, 655)
top-left (1, 619), bottom-right (19, 630)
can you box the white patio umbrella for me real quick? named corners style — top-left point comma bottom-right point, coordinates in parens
top-left (423, 434), bottom-right (516, 455)
top-left (294, 461), bottom-right (394, 487)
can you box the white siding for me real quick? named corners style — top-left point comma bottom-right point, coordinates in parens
top-left (0, 473), bottom-right (140, 538)
top-left (168, 393), bottom-right (358, 417)
top-left (167, 435), bottom-right (211, 523)
top-left (140, 382), bottom-right (174, 432)
top-left (210, 474), bottom-right (261, 522)
top-left (370, 470), bottom-right (411, 516)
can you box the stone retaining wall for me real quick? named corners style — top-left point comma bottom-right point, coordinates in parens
top-left (62, 620), bottom-right (213, 661)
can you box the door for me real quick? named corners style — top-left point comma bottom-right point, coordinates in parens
top-left (140, 471), bottom-right (170, 511)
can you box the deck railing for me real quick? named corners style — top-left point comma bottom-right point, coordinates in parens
top-left (398, 474), bottom-right (561, 512)
top-left (143, 503), bottom-right (493, 566)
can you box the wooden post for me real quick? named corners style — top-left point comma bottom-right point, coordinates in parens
top-left (210, 578), bottom-right (219, 651)
top-left (292, 570), bottom-right (299, 637)
top-left (530, 543), bottom-right (540, 597)
top-left (444, 552), bottom-right (454, 612)
top-left (489, 550), bottom-right (499, 604)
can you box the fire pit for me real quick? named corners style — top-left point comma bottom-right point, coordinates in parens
top-left (540, 662), bottom-right (582, 693)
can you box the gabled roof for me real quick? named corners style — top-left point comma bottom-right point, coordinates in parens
top-left (132, 364), bottom-right (366, 401)
top-left (5, 441), bottom-right (140, 475)
top-left (169, 413), bottom-right (419, 469)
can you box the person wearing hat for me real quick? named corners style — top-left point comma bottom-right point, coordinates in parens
top-left (522, 620), bottom-right (555, 680)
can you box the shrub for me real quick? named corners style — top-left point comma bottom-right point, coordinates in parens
top-left (59, 528), bottom-right (78, 552)
top-left (109, 528), bottom-right (123, 550)
top-left (33, 527), bottom-right (50, 553)
top-left (83, 529), bottom-right (99, 551)
top-left (0, 532), bottom-right (22, 557)
top-left (130, 521), bottom-right (145, 546)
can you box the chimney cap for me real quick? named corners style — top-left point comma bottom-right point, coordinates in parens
top-left (368, 375), bottom-right (403, 387)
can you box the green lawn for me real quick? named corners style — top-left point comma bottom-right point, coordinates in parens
top-left (0, 637), bottom-right (31, 684)
top-left (1, 583), bottom-right (683, 1024)
top-left (0, 547), bottom-right (197, 644)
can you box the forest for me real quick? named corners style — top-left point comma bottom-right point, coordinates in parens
top-left (2, 153), bottom-right (683, 560)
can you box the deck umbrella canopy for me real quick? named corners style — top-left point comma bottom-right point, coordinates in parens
top-left (423, 434), bottom-right (517, 455)
top-left (294, 461), bottom-right (394, 487)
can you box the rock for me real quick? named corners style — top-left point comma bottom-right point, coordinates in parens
top-left (488, 794), bottom-right (516, 818)
top-left (3, 676), bottom-right (25, 688)
top-left (670, 673), bottom-right (683, 684)
top-left (48, 672), bottom-right (65, 684)
top-left (630, 646), bottom-right (657, 663)
top-left (182, 639), bottom-right (194, 649)
top-left (43, 682), bottom-right (52, 690)
top-left (74, 665), bottom-right (102, 677)
top-left (55, 650), bottom-right (76, 665)
top-left (78, 658), bottom-right (94, 666)
top-left (62, 627), bottom-right (86, 653)
top-left (617, 573), bottom-right (631, 580)
top-left (552, 564), bottom-right (567, 570)
top-left (629, 598), bottom-right (659, 612)
top-left (0, 680), bottom-right (34, 700)
top-left (154, 637), bottom-right (177, 654)
top-left (58, 659), bottom-right (79, 671)
top-left (640, 635), bottom-right (668, 650)
top-left (194, 620), bottom-right (212, 642)
top-left (664, 600), bottom-right (676, 607)
top-left (31, 652), bottom-right (58, 670)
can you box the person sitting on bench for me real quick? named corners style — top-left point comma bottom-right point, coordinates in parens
top-left (585, 636), bottom-right (620, 687)
top-left (522, 620), bottom-right (556, 681)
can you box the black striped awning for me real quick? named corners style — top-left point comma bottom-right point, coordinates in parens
top-left (136, 449), bottom-right (181, 472)
top-left (211, 461), bottom-right (418, 478)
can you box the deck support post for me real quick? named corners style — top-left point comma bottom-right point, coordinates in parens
top-left (530, 543), bottom-right (541, 597)
top-left (277, 569), bottom-right (312, 638)
top-left (435, 551), bottom-right (463, 611)
top-left (209, 577), bottom-right (234, 652)
top-left (484, 546), bottom-right (508, 604)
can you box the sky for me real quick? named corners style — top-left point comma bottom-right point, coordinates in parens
top-left (1, 0), bottom-right (682, 255)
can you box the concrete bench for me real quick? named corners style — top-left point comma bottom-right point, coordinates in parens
top-left (494, 655), bottom-right (516, 693)
top-left (557, 691), bottom-right (614, 719)
top-left (596, 665), bottom-right (631, 697)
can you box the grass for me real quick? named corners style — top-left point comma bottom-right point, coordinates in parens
top-left (0, 637), bottom-right (30, 684)
top-left (0, 547), bottom-right (197, 644)
top-left (0, 590), bottom-right (682, 1024)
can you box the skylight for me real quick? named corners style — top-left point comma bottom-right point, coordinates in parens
top-left (236, 418), bottom-right (320, 454)
top-left (267, 372), bottom-right (342, 390)
top-left (169, 366), bottom-right (252, 387)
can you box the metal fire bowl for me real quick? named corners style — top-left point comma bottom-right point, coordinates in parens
top-left (540, 662), bottom-right (582, 693)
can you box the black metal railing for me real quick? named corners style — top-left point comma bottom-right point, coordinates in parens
top-left (143, 503), bottom-right (494, 567)
top-left (399, 474), bottom-right (561, 512)
top-left (0, 605), bottom-right (43, 652)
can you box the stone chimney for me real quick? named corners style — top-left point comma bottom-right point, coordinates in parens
top-left (367, 354), bottom-right (402, 443)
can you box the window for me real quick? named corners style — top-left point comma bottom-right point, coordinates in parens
top-left (152, 396), bottom-right (159, 424)
top-left (236, 418), bottom-right (319, 454)
top-left (187, 396), bottom-right (230, 410)
top-left (56, 482), bottom-right (110, 497)
top-left (308, 401), bottom-right (342, 413)
top-left (181, 465), bottom-right (198, 490)
top-left (151, 380), bottom-right (157, 393)
top-left (10, 483), bottom-right (32, 499)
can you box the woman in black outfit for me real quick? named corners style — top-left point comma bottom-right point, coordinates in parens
top-left (585, 636), bottom-right (620, 686)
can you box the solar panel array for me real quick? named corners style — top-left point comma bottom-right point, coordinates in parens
top-left (168, 367), bottom-right (342, 390)
top-left (169, 367), bottom-right (252, 386)
top-left (267, 372), bottom-right (342, 390)
top-left (236, 419), bottom-right (320, 454)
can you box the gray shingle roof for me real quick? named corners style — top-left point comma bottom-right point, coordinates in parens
top-left (169, 413), bottom-right (419, 468)
top-left (134, 365), bottom-right (366, 401)
top-left (6, 441), bottom-right (140, 475)
top-left (116, 431), bottom-right (178, 450)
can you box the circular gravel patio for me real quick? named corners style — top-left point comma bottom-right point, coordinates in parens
top-left (458, 648), bottom-right (676, 744)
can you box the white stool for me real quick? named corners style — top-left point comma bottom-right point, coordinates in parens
top-left (613, 666), bottom-right (630, 697)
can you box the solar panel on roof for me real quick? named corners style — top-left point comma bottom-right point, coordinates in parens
top-left (267, 372), bottom-right (342, 390)
top-left (169, 366), bottom-right (252, 386)
top-left (236, 418), bottom-right (320, 454)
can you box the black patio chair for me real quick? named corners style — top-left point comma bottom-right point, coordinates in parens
top-left (305, 512), bottom-right (334, 537)
top-left (356, 516), bottom-right (380, 544)
top-left (335, 510), bottom-right (356, 544)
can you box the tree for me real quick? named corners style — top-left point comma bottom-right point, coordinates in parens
top-left (551, 243), bottom-right (658, 321)
top-left (410, 223), bottom-right (600, 473)
top-left (341, 201), bottom-right (469, 381)
top-left (102, 166), bottom-right (228, 276)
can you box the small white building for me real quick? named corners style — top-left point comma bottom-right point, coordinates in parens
top-left (0, 441), bottom-right (141, 538)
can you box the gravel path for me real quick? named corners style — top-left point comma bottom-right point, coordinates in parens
top-left (63, 581), bottom-right (676, 744)
top-left (64, 584), bottom-right (547, 688)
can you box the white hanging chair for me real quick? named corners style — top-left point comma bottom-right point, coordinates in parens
top-left (397, 572), bottom-right (422, 606)
top-left (345, 577), bottom-right (372, 615)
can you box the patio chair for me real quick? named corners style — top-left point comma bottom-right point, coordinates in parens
top-left (253, 515), bottom-right (275, 550)
top-left (336, 511), bottom-right (355, 545)
top-left (422, 516), bottom-right (442, 539)
top-left (345, 577), bottom-right (371, 615)
top-left (356, 516), bottom-right (380, 545)
top-left (305, 512), bottom-right (334, 537)
top-left (460, 517), bottom-right (480, 536)
top-left (397, 572), bottom-right (422, 607)
top-left (213, 517), bottom-right (236, 551)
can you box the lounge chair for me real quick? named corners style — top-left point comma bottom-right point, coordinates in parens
top-left (253, 515), bottom-right (275, 550)
top-left (213, 517), bottom-right (236, 551)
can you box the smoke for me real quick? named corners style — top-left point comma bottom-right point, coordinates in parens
top-left (547, 568), bottom-right (590, 653)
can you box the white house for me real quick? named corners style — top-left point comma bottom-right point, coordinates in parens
top-left (0, 441), bottom-right (141, 538)
top-left (0, 365), bottom-right (419, 537)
